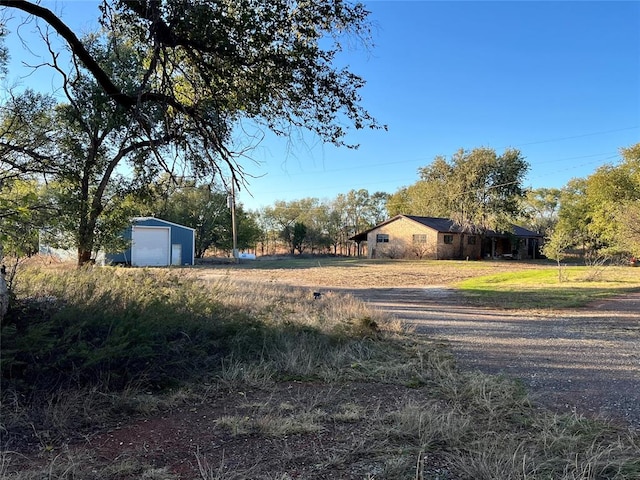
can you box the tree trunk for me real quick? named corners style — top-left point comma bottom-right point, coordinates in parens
top-left (77, 216), bottom-right (96, 266)
top-left (0, 244), bottom-right (7, 324)
top-left (78, 248), bottom-right (93, 266)
top-left (77, 212), bottom-right (97, 266)
top-left (0, 267), bottom-right (8, 325)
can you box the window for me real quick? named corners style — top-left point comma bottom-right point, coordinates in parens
top-left (413, 234), bottom-right (427, 244)
top-left (443, 234), bottom-right (454, 244)
top-left (376, 234), bottom-right (389, 243)
top-left (468, 236), bottom-right (477, 245)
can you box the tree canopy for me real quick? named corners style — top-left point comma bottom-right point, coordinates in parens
top-left (1, 0), bottom-right (382, 172)
top-left (519, 187), bottom-right (561, 235)
top-left (0, 36), bottom-right (166, 264)
top-left (0, 23), bottom-right (7, 78)
top-left (551, 143), bottom-right (640, 259)
top-left (389, 147), bottom-right (529, 235)
top-left (0, 0), bottom-right (382, 263)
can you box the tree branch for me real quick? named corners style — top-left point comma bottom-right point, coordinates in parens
top-left (119, 0), bottom-right (234, 55)
top-left (0, 0), bottom-right (136, 108)
top-left (0, 142), bottom-right (55, 170)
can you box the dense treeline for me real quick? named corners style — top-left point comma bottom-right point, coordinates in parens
top-left (2, 144), bottom-right (639, 261)
top-left (543, 144), bottom-right (640, 263)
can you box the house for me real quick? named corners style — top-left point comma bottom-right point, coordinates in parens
top-left (350, 215), bottom-right (543, 260)
top-left (107, 217), bottom-right (195, 266)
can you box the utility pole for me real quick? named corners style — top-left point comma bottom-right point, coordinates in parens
top-left (229, 177), bottom-right (238, 262)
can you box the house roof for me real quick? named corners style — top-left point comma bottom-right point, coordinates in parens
top-left (404, 215), bottom-right (461, 232)
top-left (508, 224), bottom-right (544, 238)
top-left (350, 215), bottom-right (543, 242)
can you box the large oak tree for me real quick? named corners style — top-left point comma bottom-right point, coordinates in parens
top-left (1, 37), bottom-right (170, 264)
top-left (389, 147), bottom-right (529, 249)
top-left (0, 0), bottom-right (383, 264)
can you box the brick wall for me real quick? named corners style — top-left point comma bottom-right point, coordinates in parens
top-left (367, 217), bottom-right (481, 260)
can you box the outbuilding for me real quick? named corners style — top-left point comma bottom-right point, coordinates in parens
top-left (107, 217), bottom-right (195, 267)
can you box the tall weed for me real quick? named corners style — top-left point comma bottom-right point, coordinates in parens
top-left (3, 268), bottom-right (237, 391)
top-left (2, 266), bottom-right (405, 403)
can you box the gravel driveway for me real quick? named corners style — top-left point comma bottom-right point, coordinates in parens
top-left (339, 287), bottom-right (640, 430)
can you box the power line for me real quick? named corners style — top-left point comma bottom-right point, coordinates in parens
top-left (242, 127), bottom-right (638, 206)
top-left (248, 127), bottom-right (638, 181)
top-left (247, 151), bottom-right (624, 201)
top-left (530, 151), bottom-right (618, 166)
top-left (511, 126), bottom-right (639, 148)
top-left (529, 155), bottom-right (621, 181)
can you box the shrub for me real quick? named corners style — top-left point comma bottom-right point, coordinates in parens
top-left (1, 268), bottom-right (252, 392)
top-left (1, 267), bottom-right (400, 395)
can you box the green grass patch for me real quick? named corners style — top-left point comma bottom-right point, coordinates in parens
top-left (457, 266), bottom-right (640, 309)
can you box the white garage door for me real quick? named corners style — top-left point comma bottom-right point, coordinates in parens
top-left (131, 226), bottom-right (171, 266)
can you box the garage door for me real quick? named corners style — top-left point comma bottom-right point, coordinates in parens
top-left (131, 226), bottom-right (171, 266)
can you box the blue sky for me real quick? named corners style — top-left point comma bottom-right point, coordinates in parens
top-left (3, 1), bottom-right (639, 211)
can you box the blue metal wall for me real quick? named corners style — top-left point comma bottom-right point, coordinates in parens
top-left (106, 218), bottom-right (195, 266)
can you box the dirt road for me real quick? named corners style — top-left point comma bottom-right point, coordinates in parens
top-left (337, 286), bottom-right (640, 429)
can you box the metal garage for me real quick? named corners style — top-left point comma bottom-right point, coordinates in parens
top-left (131, 225), bottom-right (171, 266)
top-left (107, 217), bottom-right (195, 266)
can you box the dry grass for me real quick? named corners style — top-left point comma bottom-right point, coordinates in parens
top-left (2, 258), bottom-right (640, 479)
top-left (193, 257), bottom-right (550, 288)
